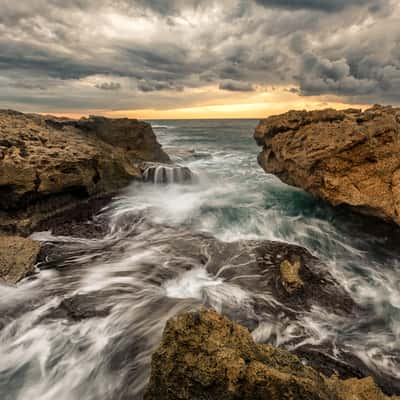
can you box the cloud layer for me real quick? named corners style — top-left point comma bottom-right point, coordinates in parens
top-left (0, 0), bottom-right (399, 113)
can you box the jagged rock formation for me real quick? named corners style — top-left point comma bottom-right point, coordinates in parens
top-left (145, 309), bottom-right (399, 400)
top-left (0, 110), bottom-right (170, 234)
top-left (0, 236), bottom-right (40, 284)
top-left (254, 105), bottom-right (400, 225)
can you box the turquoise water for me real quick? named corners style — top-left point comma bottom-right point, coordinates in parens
top-left (0, 119), bottom-right (399, 399)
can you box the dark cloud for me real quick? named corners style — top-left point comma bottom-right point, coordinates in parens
top-left (253, 0), bottom-right (383, 12)
top-left (0, 0), bottom-right (399, 112)
top-left (95, 82), bottom-right (121, 90)
top-left (297, 51), bottom-right (378, 96)
top-left (219, 80), bottom-right (255, 92)
top-left (137, 80), bottom-right (184, 92)
top-left (285, 87), bottom-right (300, 94)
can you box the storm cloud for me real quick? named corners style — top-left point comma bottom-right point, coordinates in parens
top-left (219, 80), bottom-right (255, 92)
top-left (253, 0), bottom-right (385, 12)
top-left (95, 82), bottom-right (121, 90)
top-left (0, 0), bottom-right (399, 113)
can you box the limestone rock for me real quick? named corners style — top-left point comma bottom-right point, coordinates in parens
top-left (145, 309), bottom-right (398, 400)
top-left (254, 105), bottom-right (400, 225)
top-left (280, 259), bottom-right (304, 294)
top-left (0, 236), bottom-right (40, 284)
top-left (0, 110), bottom-right (170, 234)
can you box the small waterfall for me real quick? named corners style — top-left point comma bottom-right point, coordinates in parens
top-left (143, 165), bottom-right (195, 184)
top-left (154, 166), bottom-right (164, 183)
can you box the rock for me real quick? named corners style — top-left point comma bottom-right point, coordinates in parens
top-left (35, 195), bottom-right (112, 239)
top-left (0, 110), bottom-right (170, 235)
top-left (254, 105), bottom-right (400, 225)
top-left (144, 309), bottom-right (399, 400)
top-left (142, 163), bottom-right (195, 184)
top-left (280, 259), bottom-right (303, 294)
top-left (201, 239), bottom-right (355, 316)
top-left (0, 236), bottom-right (40, 284)
top-left (45, 294), bottom-right (111, 321)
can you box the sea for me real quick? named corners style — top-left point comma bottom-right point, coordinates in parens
top-left (0, 119), bottom-right (399, 399)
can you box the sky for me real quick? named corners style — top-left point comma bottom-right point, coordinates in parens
top-left (0, 0), bottom-right (399, 119)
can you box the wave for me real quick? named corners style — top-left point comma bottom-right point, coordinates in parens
top-left (151, 124), bottom-right (175, 129)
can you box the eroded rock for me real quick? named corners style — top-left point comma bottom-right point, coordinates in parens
top-left (280, 259), bottom-right (304, 294)
top-left (145, 309), bottom-right (399, 400)
top-left (254, 105), bottom-right (400, 225)
top-left (0, 110), bottom-right (170, 235)
top-left (0, 236), bottom-right (40, 284)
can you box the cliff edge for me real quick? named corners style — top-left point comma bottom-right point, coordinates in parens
top-left (254, 105), bottom-right (400, 225)
top-left (0, 110), bottom-right (170, 235)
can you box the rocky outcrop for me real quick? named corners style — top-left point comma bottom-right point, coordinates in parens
top-left (254, 105), bottom-right (400, 225)
top-left (0, 110), bottom-right (170, 235)
top-left (145, 309), bottom-right (399, 400)
top-left (0, 236), bottom-right (40, 284)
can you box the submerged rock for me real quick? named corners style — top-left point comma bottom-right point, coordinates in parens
top-left (0, 110), bottom-right (170, 235)
top-left (0, 236), bottom-right (40, 284)
top-left (201, 239), bottom-right (355, 316)
top-left (145, 309), bottom-right (398, 400)
top-left (46, 294), bottom-right (111, 321)
top-left (254, 105), bottom-right (400, 225)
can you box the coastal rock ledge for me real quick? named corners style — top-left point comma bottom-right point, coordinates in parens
top-left (145, 309), bottom-right (398, 400)
top-left (254, 105), bottom-right (400, 225)
top-left (0, 110), bottom-right (170, 235)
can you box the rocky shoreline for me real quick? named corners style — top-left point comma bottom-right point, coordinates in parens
top-left (0, 109), bottom-right (170, 237)
top-left (0, 110), bottom-right (171, 284)
top-left (1, 108), bottom-right (399, 398)
top-left (254, 105), bottom-right (400, 226)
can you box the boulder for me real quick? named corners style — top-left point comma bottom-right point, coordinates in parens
top-left (0, 235), bottom-right (40, 284)
top-left (145, 309), bottom-right (399, 400)
top-left (254, 105), bottom-right (400, 225)
top-left (0, 110), bottom-right (170, 234)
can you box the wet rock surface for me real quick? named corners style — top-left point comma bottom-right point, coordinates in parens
top-left (46, 294), bottom-right (111, 322)
top-left (35, 195), bottom-right (112, 239)
top-left (0, 110), bottom-right (170, 235)
top-left (201, 239), bottom-right (356, 316)
top-left (145, 309), bottom-right (398, 400)
top-left (254, 105), bottom-right (400, 225)
top-left (142, 163), bottom-right (195, 184)
top-left (0, 235), bottom-right (40, 284)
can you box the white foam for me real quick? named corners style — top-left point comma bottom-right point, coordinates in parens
top-left (163, 268), bottom-right (222, 300)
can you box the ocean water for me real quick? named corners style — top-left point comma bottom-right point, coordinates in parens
top-left (0, 119), bottom-right (399, 399)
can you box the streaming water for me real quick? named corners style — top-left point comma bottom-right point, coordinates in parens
top-left (0, 120), bottom-right (399, 399)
